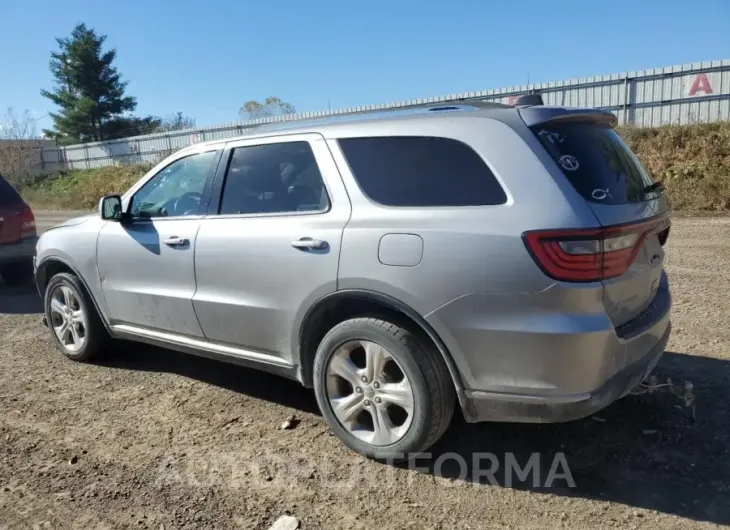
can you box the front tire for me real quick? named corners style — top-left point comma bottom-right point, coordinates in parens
top-left (44, 272), bottom-right (109, 362)
top-left (313, 317), bottom-right (455, 461)
top-left (0, 260), bottom-right (33, 285)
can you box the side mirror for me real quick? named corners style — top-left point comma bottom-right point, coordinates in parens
top-left (99, 195), bottom-right (124, 222)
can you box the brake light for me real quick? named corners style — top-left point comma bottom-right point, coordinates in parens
top-left (20, 205), bottom-right (36, 238)
top-left (523, 215), bottom-right (670, 282)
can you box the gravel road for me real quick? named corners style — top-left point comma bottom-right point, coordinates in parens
top-left (1, 214), bottom-right (729, 529)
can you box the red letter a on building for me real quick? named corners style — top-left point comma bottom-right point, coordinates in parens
top-left (689, 73), bottom-right (713, 96)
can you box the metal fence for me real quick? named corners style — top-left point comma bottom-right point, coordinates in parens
top-left (37, 59), bottom-right (730, 175)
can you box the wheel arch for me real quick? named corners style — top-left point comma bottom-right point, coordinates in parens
top-left (297, 289), bottom-right (469, 410)
top-left (35, 256), bottom-right (111, 329)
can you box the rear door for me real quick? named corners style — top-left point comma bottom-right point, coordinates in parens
top-left (192, 134), bottom-right (351, 364)
top-left (529, 118), bottom-right (670, 328)
top-left (0, 176), bottom-right (24, 244)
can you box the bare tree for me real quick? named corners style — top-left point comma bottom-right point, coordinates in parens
top-left (159, 111), bottom-right (196, 132)
top-left (0, 108), bottom-right (44, 185)
top-left (239, 96), bottom-right (296, 120)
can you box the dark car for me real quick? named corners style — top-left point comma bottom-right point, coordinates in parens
top-left (0, 173), bottom-right (37, 284)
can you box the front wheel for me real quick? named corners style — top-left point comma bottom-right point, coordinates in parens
top-left (313, 317), bottom-right (455, 461)
top-left (44, 272), bottom-right (109, 362)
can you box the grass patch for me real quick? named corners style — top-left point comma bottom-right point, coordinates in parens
top-left (617, 122), bottom-right (730, 212)
top-left (22, 164), bottom-right (150, 210)
top-left (21, 122), bottom-right (730, 212)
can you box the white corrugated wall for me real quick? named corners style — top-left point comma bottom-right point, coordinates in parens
top-left (38, 59), bottom-right (730, 174)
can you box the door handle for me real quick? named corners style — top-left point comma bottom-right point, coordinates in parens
top-left (163, 236), bottom-right (190, 247)
top-left (291, 237), bottom-right (328, 250)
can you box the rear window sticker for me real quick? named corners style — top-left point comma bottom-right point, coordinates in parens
top-left (558, 154), bottom-right (579, 172)
top-left (591, 188), bottom-right (612, 201)
top-left (538, 130), bottom-right (565, 144)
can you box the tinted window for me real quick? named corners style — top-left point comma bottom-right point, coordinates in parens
top-left (130, 151), bottom-right (215, 218)
top-left (531, 123), bottom-right (656, 204)
top-left (338, 136), bottom-right (507, 207)
top-left (0, 175), bottom-right (23, 206)
top-left (219, 142), bottom-right (329, 215)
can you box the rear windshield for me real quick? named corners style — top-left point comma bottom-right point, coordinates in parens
top-left (338, 136), bottom-right (507, 207)
top-left (0, 175), bottom-right (23, 206)
top-left (531, 122), bottom-right (657, 204)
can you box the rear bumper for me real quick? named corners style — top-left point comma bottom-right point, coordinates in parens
top-left (461, 321), bottom-right (670, 423)
top-left (0, 236), bottom-right (37, 264)
top-left (426, 270), bottom-right (672, 423)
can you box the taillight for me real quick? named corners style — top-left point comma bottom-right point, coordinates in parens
top-left (20, 205), bottom-right (36, 238)
top-left (523, 215), bottom-right (670, 283)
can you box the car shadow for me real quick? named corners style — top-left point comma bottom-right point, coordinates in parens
top-left (100, 344), bottom-right (729, 525)
top-left (99, 341), bottom-right (320, 415)
top-left (0, 279), bottom-right (43, 314)
top-left (412, 350), bottom-right (730, 525)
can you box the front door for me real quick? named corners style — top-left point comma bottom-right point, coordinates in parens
top-left (192, 134), bottom-right (351, 363)
top-left (97, 148), bottom-right (219, 337)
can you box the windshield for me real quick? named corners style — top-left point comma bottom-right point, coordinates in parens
top-left (531, 122), bottom-right (658, 204)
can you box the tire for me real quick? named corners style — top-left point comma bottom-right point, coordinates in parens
top-left (313, 317), bottom-right (455, 461)
top-left (43, 272), bottom-right (109, 362)
top-left (0, 260), bottom-right (33, 285)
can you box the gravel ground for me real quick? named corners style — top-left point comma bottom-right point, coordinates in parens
top-left (1, 215), bottom-right (729, 529)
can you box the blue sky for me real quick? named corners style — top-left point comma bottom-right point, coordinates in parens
top-left (1, 0), bottom-right (729, 133)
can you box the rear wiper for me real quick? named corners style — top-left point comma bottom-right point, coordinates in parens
top-left (641, 181), bottom-right (665, 195)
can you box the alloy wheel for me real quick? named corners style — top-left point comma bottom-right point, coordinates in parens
top-left (325, 340), bottom-right (415, 446)
top-left (49, 285), bottom-right (87, 353)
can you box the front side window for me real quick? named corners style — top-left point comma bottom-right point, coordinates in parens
top-left (219, 141), bottom-right (329, 215)
top-left (130, 151), bottom-right (216, 218)
top-left (338, 136), bottom-right (507, 207)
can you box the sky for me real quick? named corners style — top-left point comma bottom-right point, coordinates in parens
top-left (1, 0), bottom-right (729, 134)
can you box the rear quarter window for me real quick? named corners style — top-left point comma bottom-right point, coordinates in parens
top-left (531, 122), bottom-right (656, 204)
top-left (338, 136), bottom-right (507, 207)
top-left (0, 175), bottom-right (23, 206)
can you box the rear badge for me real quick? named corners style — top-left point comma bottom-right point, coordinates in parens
top-left (558, 154), bottom-right (579, 172)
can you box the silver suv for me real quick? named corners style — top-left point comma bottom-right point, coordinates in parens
top-left (34, 100), bottom-right (672, 460)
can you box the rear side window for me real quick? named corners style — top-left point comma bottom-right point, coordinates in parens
top-left (338, 136), bottom-right (507, 207)
top-left (0, 175), bottom-right (23, 206)
top-left (531, 123), bottom-right (656, 204)
top-left (219, 142), bottom-right (330, 215)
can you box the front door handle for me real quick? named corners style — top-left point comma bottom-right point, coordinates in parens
top-left (163, 236), bottom-right (190, 247)
top-left (291, 237), bottom-right (328, 250)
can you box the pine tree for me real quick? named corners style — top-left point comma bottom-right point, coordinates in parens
top-left (41, 23), bottom-right (158, 143)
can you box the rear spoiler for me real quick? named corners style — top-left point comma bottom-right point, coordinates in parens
top-left (518, 107), bottom-right (618, 128)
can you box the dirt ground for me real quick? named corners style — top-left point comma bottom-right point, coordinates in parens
top-left (1, 215), bottom-right (729, 529)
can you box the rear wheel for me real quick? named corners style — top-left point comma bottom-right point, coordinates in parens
top-left (313, 317), bottom-right (455, 461)
top-left (0, 260), bottom-right (33, 285)
top-left (44, 272), bottom-right (109, 362)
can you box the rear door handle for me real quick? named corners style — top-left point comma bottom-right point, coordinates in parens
top-left (291, 237), bottom-right (328, 250)
top-left (163, 237), bottom-right (190, 247)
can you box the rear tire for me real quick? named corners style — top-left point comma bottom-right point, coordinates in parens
top-left (43, 272), bottom-right (109, 362)
top-left (0, 260), bottom-right (33, 285)
top-left (313, 317), bottom-right (455, 462)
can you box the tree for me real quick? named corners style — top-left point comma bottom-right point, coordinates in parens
top-left (159, 112), bottom-right (196, 132)
top-left (40, 23), bottom-right (144, 143)
top-left (239, 96), bottom-right (296, 120)
top-left (0, 108), bottom-right (44, 185)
